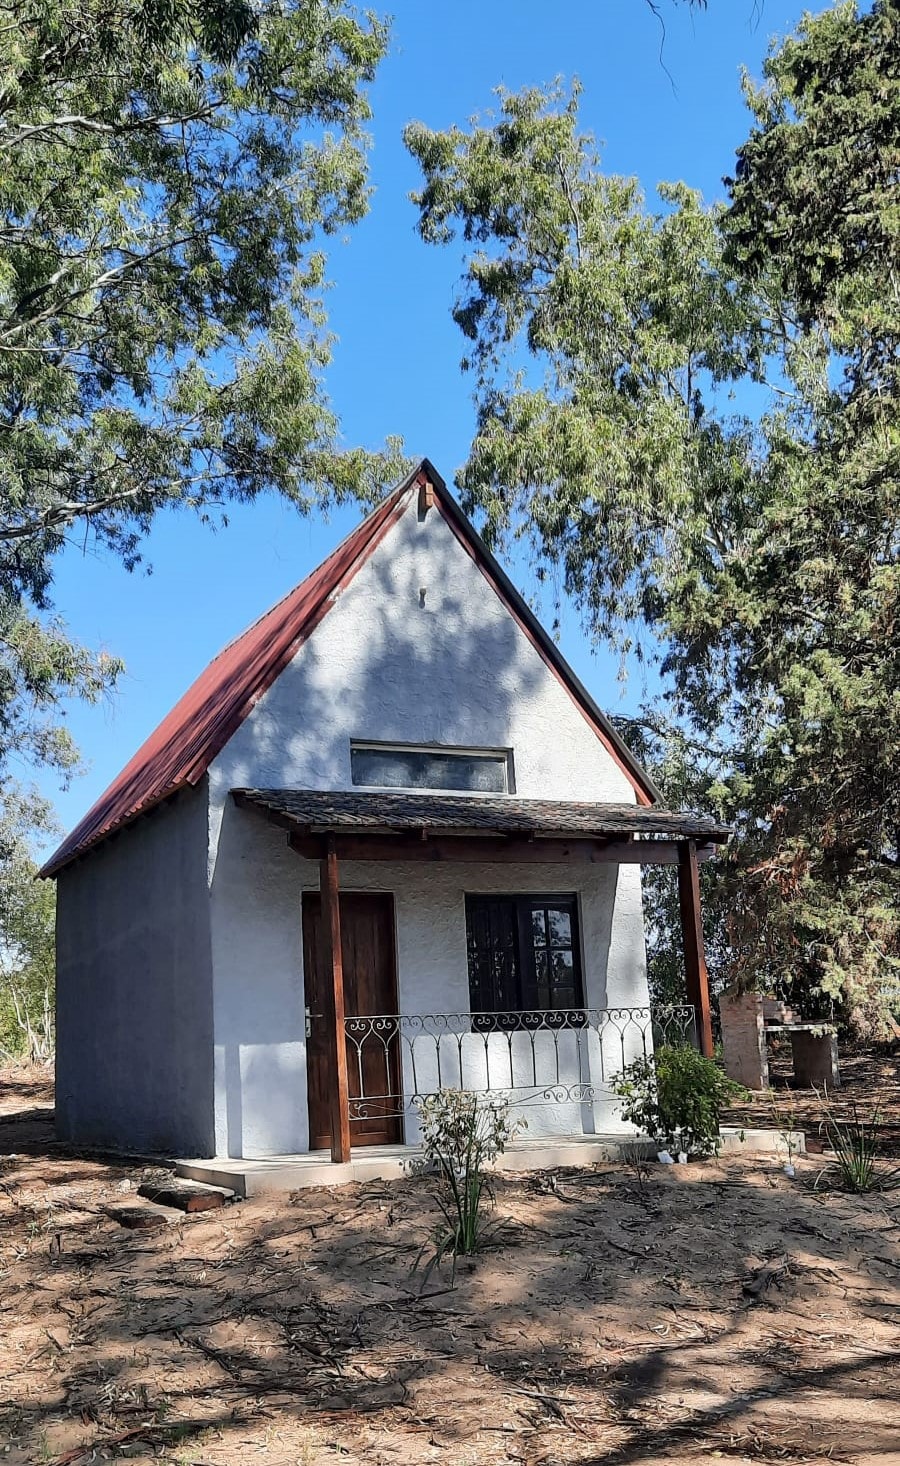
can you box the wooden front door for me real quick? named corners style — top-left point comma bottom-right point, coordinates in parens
top-left (302, 892), bottom-right (402, 1150)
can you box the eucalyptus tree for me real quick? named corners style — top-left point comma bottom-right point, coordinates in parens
top-left (0, 0), bottom-right (403, 783)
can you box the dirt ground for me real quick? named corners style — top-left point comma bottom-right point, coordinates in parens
top-left (1, 1063), bottom-right (899, 1466)
top-left (724, 1041), bottom-right (900, 1156)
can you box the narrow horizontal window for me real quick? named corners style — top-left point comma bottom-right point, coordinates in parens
top-left (465, 894), bottom-right (584, 1030)
top-left (350, 742), bottom-right (511, 793)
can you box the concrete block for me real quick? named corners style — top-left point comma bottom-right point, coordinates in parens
top-left (138, 1178), bottom-right (234, 1212)
top-left (719, 1125), bottom-right (805, 1157)
top-left (104, 1205), bottom-right (170, 1231)
top-left (790, 1029), bottom-right (841, 1090)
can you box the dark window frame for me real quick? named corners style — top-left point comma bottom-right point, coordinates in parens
top-left (464, 893), bottom-right (585, 1030)
top-left (350, 740), bottom-right (514, 794)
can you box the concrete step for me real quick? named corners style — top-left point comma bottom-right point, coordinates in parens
top-left (177, 1126), bottom-right (803, 1197)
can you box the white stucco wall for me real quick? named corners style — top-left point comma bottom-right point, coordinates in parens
top-left (207, 493), bottom-right (650, 1157)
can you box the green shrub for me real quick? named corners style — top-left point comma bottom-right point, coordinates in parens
top-left (413, 1089), bottom-right (524, 1278)
top-left (613, 1044), bottom-right (740, 1158)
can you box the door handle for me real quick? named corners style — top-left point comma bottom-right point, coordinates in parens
top-left (305, 1006), bottom-right (322, 1038)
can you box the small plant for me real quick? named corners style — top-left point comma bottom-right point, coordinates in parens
top-left (770, 1097), bottom-right (803, 1175)
top-left (817, 1101), bottom-right (900, 1193)
top-left (613, 1044), bottom-right (741, 1159)
top-left (621, 1141), bottom-right (652, 1198)
top-left (413, 1089), bottom-right (524, 1280)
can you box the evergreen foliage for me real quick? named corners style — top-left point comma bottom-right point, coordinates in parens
top-left (0, 0), bottom-right (404, 782)
top-left (0, 785), bottom-right (56, 1058)
top-left (405, 3), bottom-right (900, 1031)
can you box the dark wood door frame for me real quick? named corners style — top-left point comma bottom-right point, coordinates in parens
top-left (302, 844), bottom-right (401, 1161)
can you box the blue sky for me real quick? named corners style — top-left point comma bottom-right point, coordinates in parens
top-left (39, 0), bottom-right (809, 848)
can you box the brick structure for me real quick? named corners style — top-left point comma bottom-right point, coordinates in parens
top-left (719, 988), bottom-right (770, 1090)
top-left (720, 988), bottom-right (841, 1093)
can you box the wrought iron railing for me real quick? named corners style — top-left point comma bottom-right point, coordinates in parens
top-left (343, 1005), bottom-right (697, 1123)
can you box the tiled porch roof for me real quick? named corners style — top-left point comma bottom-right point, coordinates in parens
top-left (232, 789), bottom-right (731, 844)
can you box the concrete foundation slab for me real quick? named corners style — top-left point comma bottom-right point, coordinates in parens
top-left (177, 1127), bottom-right (804, 1198)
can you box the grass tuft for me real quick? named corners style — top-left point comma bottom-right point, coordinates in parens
top-left (817, 1100), bottom-right (900, 1193)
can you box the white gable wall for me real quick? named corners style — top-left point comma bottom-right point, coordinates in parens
top-left (207, 495), bottom-right (649, 1157)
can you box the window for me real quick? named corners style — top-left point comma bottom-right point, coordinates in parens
top-left (465, 895), bottom-right (584, 1028)
top-left (350, 741), bottom-right (511, 793)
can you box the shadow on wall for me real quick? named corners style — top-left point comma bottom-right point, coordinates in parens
top-left (208, 515), bottom-right (620, 1158)
top-left (55, 784), bottom-right (216, 1158)
top-left (213, 533), bottom-right (560, 798)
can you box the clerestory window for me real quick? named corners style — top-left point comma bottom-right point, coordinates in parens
top-left (350, 741), bottom-right (512, 794)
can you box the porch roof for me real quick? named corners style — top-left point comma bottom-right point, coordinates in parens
top-left (232, 788), bottom-right (730, 846)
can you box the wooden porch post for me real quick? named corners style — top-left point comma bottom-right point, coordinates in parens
top-left (320, 837), bottom-right (351, 1163)
top-left (677, 840), bottom-right (714, 1058)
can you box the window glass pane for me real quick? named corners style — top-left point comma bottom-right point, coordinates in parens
top-left (546, 908), bottom-right (572, 945)
top-left (549, 956), bottom-right (576, 1011)
top-left (534, 947), bottom-right (550, 991)
top-left (352, 746), bottom-right (508, 792)
top-left (466, 897), bottom-right (520, 1016)
top-left (466, 894), bottom-right (583, 1028)
top-left (550, 949), bottom-right (574, 984)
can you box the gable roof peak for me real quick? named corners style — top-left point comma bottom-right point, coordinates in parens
top-left (41, 458), bottom-right (657, 876)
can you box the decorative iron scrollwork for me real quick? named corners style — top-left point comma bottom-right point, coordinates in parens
top-left (341, 1005), bottom-right (696, 1121)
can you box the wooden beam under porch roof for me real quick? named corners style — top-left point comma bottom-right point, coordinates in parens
top-left (232, 787), bottom-right (725, 1076)
top-left (286, 831), bottom-right (716, 865)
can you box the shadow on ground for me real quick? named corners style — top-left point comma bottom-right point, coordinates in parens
top-left (1, 1067), bottom-right (899, 1466)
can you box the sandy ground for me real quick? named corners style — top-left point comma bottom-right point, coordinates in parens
top-left (1, 1064), bottom-right (899, 1466)
top-left (724, 1043), bottom-right (900, 1157)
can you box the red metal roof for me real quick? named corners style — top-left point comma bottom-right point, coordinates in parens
top-left (42, 458), bottom-right (657, 877)
top-left (40, 475), bottom-right (412, 876)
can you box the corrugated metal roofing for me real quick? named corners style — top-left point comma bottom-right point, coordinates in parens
top-left (42, 457), bottom-right (660, 877)
top-left (233, 788), bottom-right (731, 843)
top-left (40, 477), bottom-right (412, 877)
